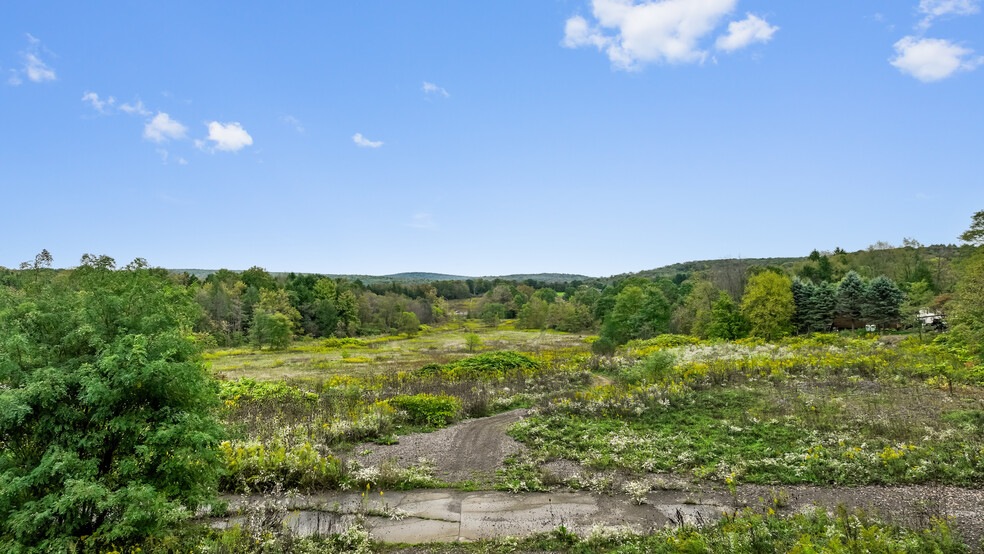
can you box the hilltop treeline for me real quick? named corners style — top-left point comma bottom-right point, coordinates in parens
top-left (3, 228), bottom-right (983, 355)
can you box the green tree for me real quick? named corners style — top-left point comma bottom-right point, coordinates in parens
top-left (952, 253), bottom-right (984, 356)
top-left (517, 297), bottom-right (549, 329)
top-left (706, 291), bottom-right (750, 340)
top-left (958, 209), bottom-right (984, 246)
top-left (480, 302), bottom-right (506, 327)
top-left (396, 311), bottom-right (421, 337)
top-left (465, 333), bottom-right (483, 352)
top-left (835, 271), bottom-right (868, 328)
top-left (741, 271), bottom-right (794, 340)
top-left (600, 284), bottom-right (670, 345)
top-left (0, 261), bottom-right (223, 551)
top-left (862, 276), bottom-right (906, 329)
top-left (249, 310), bottom-right (293, 349)
top-left (676, 279), bottom-right (717, 338)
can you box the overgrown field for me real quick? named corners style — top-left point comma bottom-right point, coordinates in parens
top-left (29, 323), bottom-right (984, 551)
top-left (511, 334), bottom-right (984, 490)
top-left (206, 321), bottom-right (587, 380)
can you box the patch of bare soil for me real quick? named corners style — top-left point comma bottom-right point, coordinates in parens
top-left (349, 409), bottom-right (528, 484)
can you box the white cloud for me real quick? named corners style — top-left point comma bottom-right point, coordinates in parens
top-left (409, 212), bottom-right (437, 229)
top-left (82, 91), bottom-right (115, 113)
top-left (280, 114), bottom-right (304, 132)
top-left (8, 34), bottom-right (56, 85)
top-left (143, 112), bottom-right (188, 143)
top-left (715, 13), bottom-right (778, 52)
top-left (422, 81), bottom-right (450, 97)
top-left (24, 53), bottom-right (56, 83)
top-left (353, 133), bottom-right (383, 148)
top-left (890, 36), bottom-right (983, 81)
top-left (205, 121), bottom-right (253, 152)
top-left (120, 100), bottom-right (151, 116)
top-left (561, 0), bottom-right (742, 70)
top-left (917, 0), bottom-right (980, 29)
top-left (156, 148), bottom-right (169, 163)
top-left (178, 157), bottom-right (188, 165)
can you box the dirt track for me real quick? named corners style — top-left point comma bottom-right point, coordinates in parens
top-left (349, 409), bottom-right (527, 484)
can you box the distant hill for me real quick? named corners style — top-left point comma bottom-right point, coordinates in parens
top-left (168, 269), bottom-right (594, 285)
top-left (608, 256), bottom-right (806, 282)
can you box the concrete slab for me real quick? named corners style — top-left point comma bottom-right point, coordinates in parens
top-left (368, 518), bottom-right (461, 543)
top-left (459, 492), bottom-right (599, 540)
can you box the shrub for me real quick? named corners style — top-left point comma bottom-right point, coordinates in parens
top-left (591, 336), bottom-right (617, 356)
top-left (417, 351), bottom-right (540, 380)
top-left (620, 350), bottom-right (676, 384)
top-left (388, 393), bottom-right (462, 426)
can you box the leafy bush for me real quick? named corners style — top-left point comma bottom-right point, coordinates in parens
top-left (591, 336), bottom-right (617, 356)
top-left (388, 393), bottom-right (462, 426)
top-left (417, 351), bottom-right (540, 380)
top-left (620, 350), bottom-right (676, 384)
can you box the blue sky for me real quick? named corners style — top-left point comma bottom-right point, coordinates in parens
top-left (2, 1), bottom-right (982, 277)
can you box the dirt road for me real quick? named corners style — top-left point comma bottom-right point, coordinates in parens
top-left (350, 409), bottom-right (527, 484)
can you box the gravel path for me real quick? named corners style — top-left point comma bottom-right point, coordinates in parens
top-left (348, 409), bottom-right (527, 484)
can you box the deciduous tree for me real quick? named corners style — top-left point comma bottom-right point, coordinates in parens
top-left (741, 271), bottom-right (794, 340)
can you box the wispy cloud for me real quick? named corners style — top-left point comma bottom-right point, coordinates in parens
top-left (82, 91), bottom-right (115, 113)
top-left (280, 114), bottom-right (304, 132)
top-left (917, 0), bottom-right (980, 29)
top-left (353, 132), bottom-right (383, 148)
top-left (119, 100), bottom-right (151, 116)
top-left (203, 121), bottom-right (253, 152)
top-left (890, 35), bottom-right (982, 81)
top-left (409, 212), bottom-right (437, 229)
top-left (143, 112), bottom-right (188, 143)
top-left (8, 33), bottom-right (56, 85)
top-left (422, 81), bottom-right (450, 98)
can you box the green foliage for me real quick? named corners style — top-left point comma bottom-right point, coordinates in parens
top-left (741, 271), bottom-right (794, 340)
top-left (953, 252), bottom-right (984, 358)
top-left (591, 336), bottom-right (617, 356)
top-left (835, 270), bottom-right (868, 326)
top-left (0, 263), bottom-right (224, 551)
top-left (480, 302), bottom-right (506, 327)
top-left (249, 310), bottom-right (293, 349)
top-left (464, 333), bottom-right (483, 352)
top-left (388, 393), bottom-right (463, 426)
top-left (395, 310), bottom-right (421, 337)
top-left (863, 276), bottom-right (906, 328)
top-left (620, 351), bottom-right (676, 385)
top-left (419, 351), bottom-right (542, 381)
top-left (959, 208), bottom-right (984, 246)
top-left (601, 284), bottom-right (671, 345)
top-left (707, 291), bottom-right (750, 340)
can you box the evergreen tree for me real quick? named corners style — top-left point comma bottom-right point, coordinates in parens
top-left (835, 271), bottom-right (868, 328)
top-left (808, 281), bottom-right (836, 332)
top-left (862, 276), bottom-right (906, 328)
top-left (791, 278), bottom-right (814, 334)
top-left (0, 261), bottom-right (223, 550)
